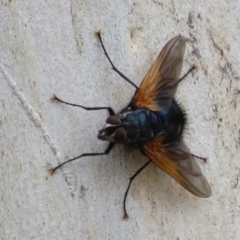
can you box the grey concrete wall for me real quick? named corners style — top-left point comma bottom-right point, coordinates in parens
top-left (1, 0), bottom-right (239, 239)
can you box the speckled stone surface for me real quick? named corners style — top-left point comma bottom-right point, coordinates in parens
top-left (1, 1), bottom-right (240, 239)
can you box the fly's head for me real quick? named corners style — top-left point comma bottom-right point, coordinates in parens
top-left (98, 115), bottom-right (126, 143)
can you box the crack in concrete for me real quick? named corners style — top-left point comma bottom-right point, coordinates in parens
top-left (0, 65), bottom-right (76, 195)
top-left (0, 65), bottom-right (61, 160)
top-left (70, 0), bottom-right (82, 54)
top-left (210, 35), bottom-right (224, 57)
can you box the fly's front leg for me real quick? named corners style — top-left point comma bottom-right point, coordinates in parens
top-left (49, 142), bottom-right (115, 174)
top-left (51, 94), bottom-right (115, 115)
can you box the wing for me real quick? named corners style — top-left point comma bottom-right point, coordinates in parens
top-left (134, 35), bottom-right (186, 111)
top-left (143, 134), bottom-right (211, 198)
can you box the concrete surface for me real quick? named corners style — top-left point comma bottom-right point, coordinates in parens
top-left (1, 1), bottom-right (240, 239)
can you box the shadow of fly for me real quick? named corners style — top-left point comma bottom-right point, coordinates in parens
top-left (49, 31), bottom-right (211, 219)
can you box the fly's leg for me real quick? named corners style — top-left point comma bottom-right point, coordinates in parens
top-left (190, 153), bottom-right (207, 162)
top-left (50, 94), bottom-right (115, 173)
top-left (174, 65), bottom-right (196, 86)
top-left (48, 142), bottom-right (115, 174)
top-left (123, 160), bottom-right (152, 219)
top-left (51, 94), bottom-right (115, 115)
top-left (95, 31), bottom-right (138, 90)
top-left (160, 65), bottom-right (196, 92)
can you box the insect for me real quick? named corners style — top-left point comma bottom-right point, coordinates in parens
top-left (50, 31), bottom-right (211, 219)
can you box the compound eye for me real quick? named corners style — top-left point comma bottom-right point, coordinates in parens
top-left (113, 128), bottom-right (126, 142)
top-left (106, 115), bottom-right (121, 125)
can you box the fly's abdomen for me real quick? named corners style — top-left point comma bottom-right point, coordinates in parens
top-left (119, 110), bottom-right (154, 143)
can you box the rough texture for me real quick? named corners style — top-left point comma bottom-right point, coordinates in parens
top-left (1, 1), bottom-right (240, 239)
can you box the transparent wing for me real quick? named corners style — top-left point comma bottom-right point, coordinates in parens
top-left (134, 35), bottom-right (186, 111)
top-left (143, 134), bottom-right (211, 198)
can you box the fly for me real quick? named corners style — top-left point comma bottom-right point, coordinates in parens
top-left (49, 31), bottom-right (211, 219)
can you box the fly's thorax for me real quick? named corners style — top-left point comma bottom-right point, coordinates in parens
top-left (97, 115), bottom-right (126, 143)
top-left (118, 109), bottom-right (154, 143)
